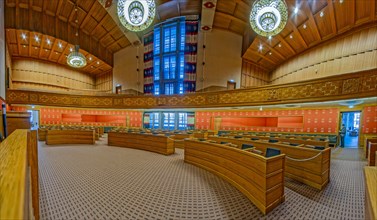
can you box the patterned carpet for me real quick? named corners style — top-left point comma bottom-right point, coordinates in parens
top-left (38, 137), bottom-right (366, 220)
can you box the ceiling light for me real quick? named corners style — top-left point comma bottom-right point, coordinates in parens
top-left (268, 36), bottom-right (272, 40)
top-left (21, 33), bottom-right (26, 40)
top-left (35, 36), bottom-right (39, 42)
top-left (278, 44), bottom-right (281, 47)
top-left (47, 39), bottom-right (51, 45)
top-left (339, 0), bottom-right (343, 4)
top-left (294, 7), bottom-right (298, 14)
top-left (58, 42), bottom-right (62, 48)
top-left (34, 47), bottom-right (38, 49)
top-left (269, 52), bottom-right (272, 55)
top-left (70, 47), bottom-right (73, 52)
top-left (320, 11), bottom-right (324, 17)
top-left (259, 106), bottom-right (263, 111)
top-left (117, 0), bottom-right (156, 32)
top-left (290, 35), bottom-right (293, 39)
top-left (89, 57), bottom-right (92, 61)
top-left (67, 45), bottom-right (87, 68)
top-left (259, 44), bottom-right (263, 51)
top-left (249, 0), bottom-right (288, 37)
top-left (23, 45), bottom-right (26, 48)
top-left (96, 61), bottom-right (100, 65)
top-left (303, 24), bottom-right (307, 29)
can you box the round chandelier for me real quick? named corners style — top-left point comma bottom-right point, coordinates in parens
top-left (249, 0), bottom-right (288, 38)
top-left (117, 0), bottom-right (156, 32)
top-left (67, 45), bottom-right (87, 68)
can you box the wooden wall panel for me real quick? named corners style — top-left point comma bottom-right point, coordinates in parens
top-left (11, 59), bottom-right (95, 92)
top-left (241, 61), bottom-right (269, 88)
top-left (270, 26), bottom-right (377, 84)
top-left (95, 71), bottom-right (112, 93)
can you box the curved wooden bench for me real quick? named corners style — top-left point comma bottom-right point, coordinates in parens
top-left (108, 132), bottom-right (175, 155)
top-left (46, 130), bottom-right (95, 145)
top-left (208, 136), bottom-right (331, 190)
top-left (184, 139), bottom-right (285, 215)
top-left (171, 133), bottom-right (193, 149)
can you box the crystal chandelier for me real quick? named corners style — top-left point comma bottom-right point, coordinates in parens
top-left (117, 0), bottom-right (156, 32)
top-left (249, 0), bottom-right (288, 38)
top-left (67, 4), bottom-right (86, 68)
top-left (67, 45), bottom-right (87, 68)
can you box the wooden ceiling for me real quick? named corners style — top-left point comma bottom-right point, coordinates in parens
top-left (236, 0), bottom-right (377, 71)
top-left (5, 0), bottom-right (131, 68)
top-left (6, 29), bottom-right (112, 75)
top-left (4, 0), bottom-right (377, 74)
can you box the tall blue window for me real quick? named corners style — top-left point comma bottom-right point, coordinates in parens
top-left (153, 17), bottom-right (185, 95)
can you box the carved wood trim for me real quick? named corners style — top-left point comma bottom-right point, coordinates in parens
top-left (6, 69), bottom-right (377, 109)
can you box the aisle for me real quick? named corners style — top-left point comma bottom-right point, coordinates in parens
top-left (38, 138), bottom-right (365, 220)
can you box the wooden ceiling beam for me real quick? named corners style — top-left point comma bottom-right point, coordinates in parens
top-left (248, 50), bottom-right (277, 65)
top-left (16, 30), bottom-right (22, 55)
top-left (48, 38), bottom-right (58, 60)
top-left (288, 21), bottom-right (308, 48)
top-left (28, 31), bottom-right (32, 56)
top-left (38, 34), bottom-right (46, 58)
top-left (370, 0), bottom-right (376, 20)
top-left (275, 35), bottom-right (296, 55)
top-left (15, 0), bottom-right (20, 28)
top-left (327, 0), bottom-right (337, 34)
top-left (216, 11), bottom-right (247, 25)
top-left (80, 1), bottom-right (96, 29)
top-left (302, 1), bottom-right (322, 41)
top-left (57, 43), bottom-right (71, 64)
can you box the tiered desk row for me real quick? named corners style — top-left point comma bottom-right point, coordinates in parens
top-left (206, 135), bottom-right (330, 190)
top-left (219, 131), bottom-right (337, 147)
top-left (108, 131), bottom-right (175, 155)
top-left (38, 126), bottom-right (104, 145)
top-left (184, 139), bottom-right (285, 214)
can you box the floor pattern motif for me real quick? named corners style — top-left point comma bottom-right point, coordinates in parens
top-left (39, 140), bottom-right (366, 220)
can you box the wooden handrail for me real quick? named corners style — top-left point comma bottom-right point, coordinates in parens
top-left (0, 129), bottom-right (39, 220)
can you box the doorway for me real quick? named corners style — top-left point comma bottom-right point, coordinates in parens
top-left (27, 110), bottom-right (39, 130)
top-left (340, 111), bottom-right (361, 148)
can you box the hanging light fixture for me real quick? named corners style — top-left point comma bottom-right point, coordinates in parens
top-left (117, 0), bottom-right (156, 32)
top-left (249, 0), bottom-right (288, 38)
top-left (67, 4), bottom-right (87, 68)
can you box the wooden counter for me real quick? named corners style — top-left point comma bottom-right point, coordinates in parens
top-left (364, 167), bottom-right (377, 220)
top-left (0, 129), bottom-right (39, 220)
top-left (46, 129), bottom-right (95, 145)
top-left (208, 136), bottom-right (331, 190)
top-left (184, 139), bottom-right (285, 215)
top-left (6, 111), bottom-right (31, 135)
top-left (108, 132), bottom-right (175, 155)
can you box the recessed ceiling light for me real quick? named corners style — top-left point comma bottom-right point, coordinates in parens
top-left (320, 11), bottom-right (324, 17)
top-left (45, 49), bottom-right (48, 51)
top-left (47, 39), bottom-right (51, 45)
top-left (294, 7), bottom-right (298, 14)
top-left (89, 57), bottom-right (92, 61)
top-left (269, 52), bottom-right (272, 55)
top-left (268, 36), bottom-right (272, 40)
top-left (35, 36), bottom-right (39, 42)
top-left (34, 47), bottom-right (38, 49)
top-left (278, 44), bottom-right (281, 47)
top-left (303, 24), bottom-right (307, 29)
top-left (96, 61), bottom-right (100, 65)
top-left (339, 0), bottom-right (344, 3)
top-left (21, 33), bottom-right (26, 40)
top-left (58, 42), bottom-right (62, 48)
top-left (259, 45), bottom-right (263, 51)
top-left (290, 35), bottom-right (293, 39)
top-left (23, 45), bottom-right (26, 48)
top-left (70, 47), bottom-right (73, 52)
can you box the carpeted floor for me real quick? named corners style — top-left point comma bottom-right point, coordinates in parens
top-left (39, 137), bottom-right (366, 220)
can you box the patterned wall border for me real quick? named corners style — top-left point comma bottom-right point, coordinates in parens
top-left (6, 69), bottom-right (377, 109)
